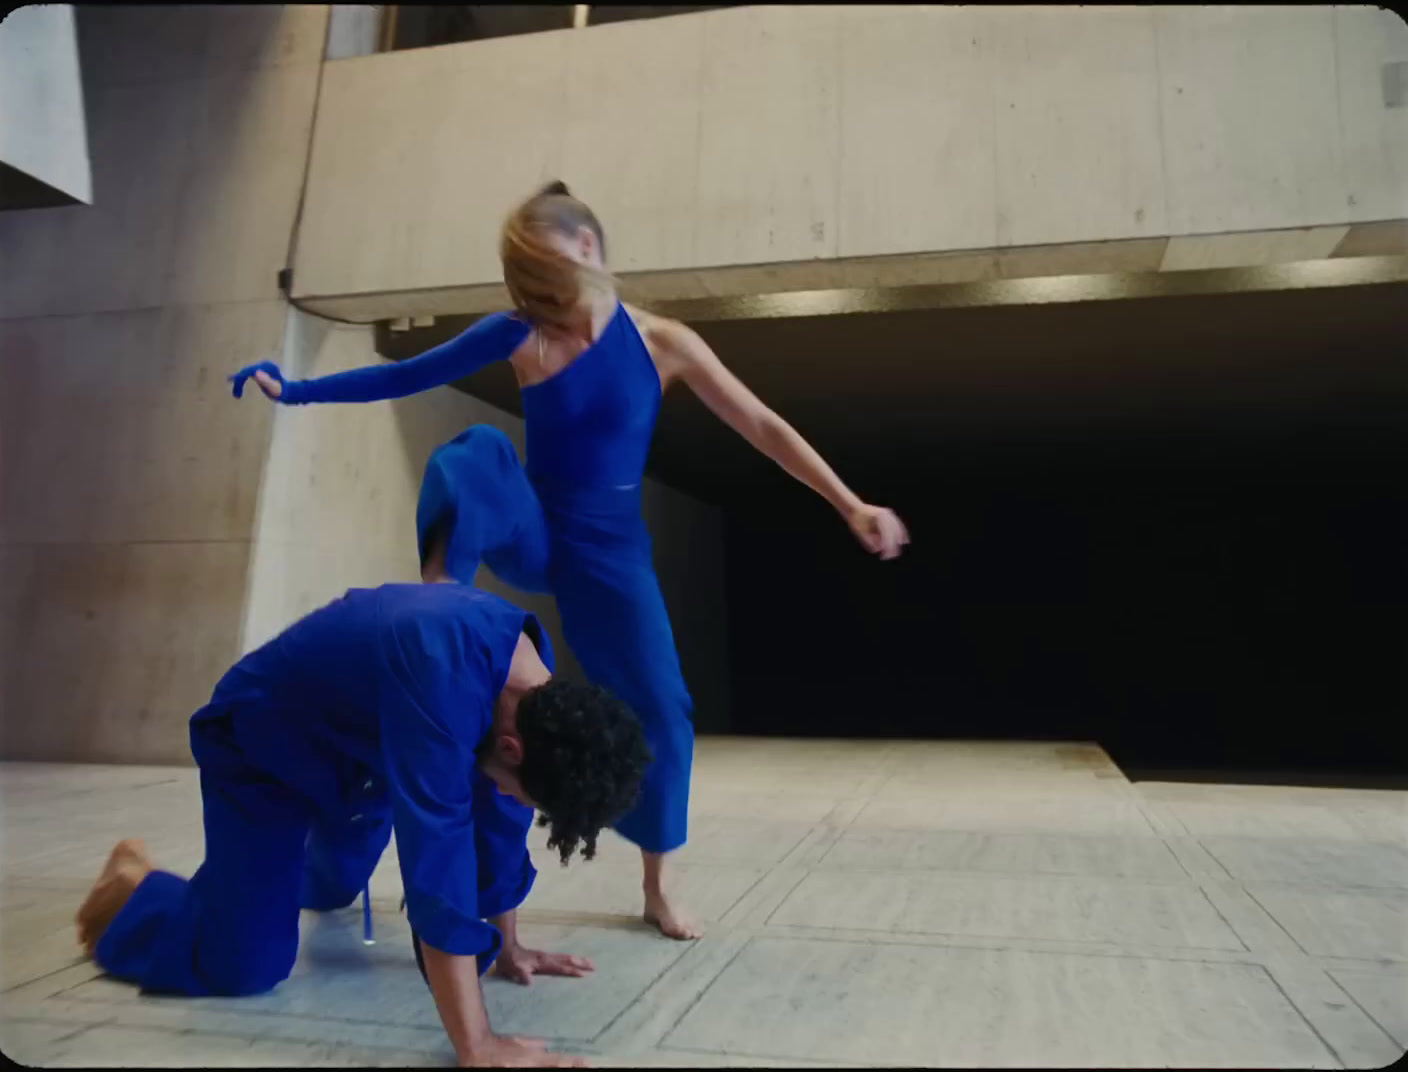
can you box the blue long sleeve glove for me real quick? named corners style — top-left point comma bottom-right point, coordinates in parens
top-left (226, 313), bottom-right (530, 409)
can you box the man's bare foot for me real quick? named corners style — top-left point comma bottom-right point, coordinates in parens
top-left (643, 888), bottom-right (703, 941)
top-left (75, 839), bottom-right (153, 957)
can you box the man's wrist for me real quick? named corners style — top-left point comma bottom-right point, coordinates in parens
top-left (457, 1028), bottom-right (494, 1065)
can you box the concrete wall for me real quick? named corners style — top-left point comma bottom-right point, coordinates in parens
top-left (0, 6), bottom-right (329, 762)
top-left (0, 5), bottom-right (730, 761)
top-left (289, 5), bottom-right (1408, 313)
top-left (0, 4), bottom-right (92, 204)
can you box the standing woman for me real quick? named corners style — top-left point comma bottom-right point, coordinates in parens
top-left (231, 183), bottom-right (909, 939)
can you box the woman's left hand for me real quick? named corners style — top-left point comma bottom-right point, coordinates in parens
top-left (847, 505), bottom-right (910, 560)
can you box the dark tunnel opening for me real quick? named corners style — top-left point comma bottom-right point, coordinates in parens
top-left (721, 421), bottom-right (1408, 787)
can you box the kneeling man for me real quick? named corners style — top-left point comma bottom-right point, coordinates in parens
top-left (76, 583), bottom-right (651, 1069)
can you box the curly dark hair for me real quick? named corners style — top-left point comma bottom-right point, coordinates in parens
top-left (515, 679), bottom-right (652, 865)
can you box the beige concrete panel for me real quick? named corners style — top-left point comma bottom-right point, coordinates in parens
top-left (293, 35), bottom-right (570, 298)
top-left (240, 313), bottom-right (473, 650)
top-left (203, 5), bottom-right (331, 74)
top-left (1160, 226), bottom-right (1351, 272)
top-left (840, 249), bottom-right (999, 288)
top-left (770, 870), bottom-right (1241, 950)
top-left (79, 541), bottom-right (251, 764)
top-left (997, 237), bottom-right (1168, 279)
top-left (688, 757), bottom-right (893, 800)
top-left (694, 6), bottom-right (841, 267)
top-left (687, 789), bottom-right (846, 826)
top-left (0, 304), bottom-right (282, 546)
top-left (990, 6), bottom-right (1166, 248)
top-left (1334, 6), bottom-right (1408, 223)
top-left (690, 260), bottom-right (850, 298)
top-left (0, 1016), bottom-right (440, 1069)
top-left (1334, 219), bottom-right (1408, 257)
top-left (528, 855), bottom-right (763, 924)
top-left (44, 911), bottom-right (676, 1057)
top-left (664, 939), bottom-right (1329, 1067)
top-left (1249, 885), bottom-right (1408, 961)
top-left (76, 5), bottom-right (329, 89)
top-left (561, 15), bottom-right (706, 273)
top-left (0, 541), bottom-right (248, 764)
top-left (0, 80), bottom-right (195, 320)
top-left (1265, 959), bottom-right (1408, 1068)
top-left (0, 767), bottom-right (205, 882)
top-left (1331, 969), bottom-right (1408, 1050)
top-left (165, 63), bottom-right (321, 306)
top-left (817, 830), bottom-right (1186, 882)
top-left (0, 883), bottom-right (89, 990)
top-left (621, 271), bottom-right (712, 305)
top-left (870, 768), bottom-right (1127, 801)
top-left (1164, 797), bottom-right (1408, 845)
top-left (246, 361), bottom-right (424, 553)
top-left (120, 303), bottom-right (282, 544)
top-left (1138, 780), bottom-right (1407, 812)
top-left (671, 817), bottom-right (812, 868)
top-left (0, 545), bottom-right (41, 746)
top-left (0, 310), bottom-right (167, 545)
top-left (839, 6), bottom-right (996, 257)
top-left (1201, 837), bottom-right (1408, 890)
top-left (851, 793), bottom-right (1158, 836)
top-left (1157, 6), bottom-right (1345, 234)
top-left (241, 540), bottom-right (364, 656)
top-left (291, 282), bottom-right (514, 322)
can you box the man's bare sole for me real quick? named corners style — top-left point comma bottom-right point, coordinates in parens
top-left (75, 838), bottom-right (152, 957)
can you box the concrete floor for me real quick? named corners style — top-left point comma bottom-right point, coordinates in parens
top-left (1, 738), bottom-right (1405, 1068)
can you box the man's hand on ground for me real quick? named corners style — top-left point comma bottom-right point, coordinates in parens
top-left (492, 943), bottom-right (595, 987)
top-left (461, 1033), bottom-right (587, 1068)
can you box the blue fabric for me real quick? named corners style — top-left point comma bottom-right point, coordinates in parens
top-left (94, 713), bottom-right (313, 996)
top-left (417, 424), bottom-right (694, 854)
top-left (520, 302), bottom-right (663, 489)
top-left (227, 313), bottom-right (531, 406)
top-left (93, 585), bottom-right (547, 996)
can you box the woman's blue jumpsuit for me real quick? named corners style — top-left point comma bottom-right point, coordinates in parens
top-left (232, 306), bottom-right (693, 855)
top-left (94, 584), bottom-right (550, 996)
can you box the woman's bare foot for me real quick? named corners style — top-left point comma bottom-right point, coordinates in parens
top-left (75, 839), bottom-right (153, 957)
top-left (640, 850), bottom-right (702, 940)
top-left (643, 887), bottom-right (704, 941)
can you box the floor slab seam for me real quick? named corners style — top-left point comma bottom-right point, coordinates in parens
top-left (653, 937), bottom-right (759, 1054)
top-left (744, 922), bottom-right (1280, 966)
top-left (1256, 963), bottom-right (1356, 1070)
top-left (651, 1043), bottom-right (884, 1068)
top-left (716, 865), bottom-right (813, 931)
top-left (588, 933), bottom-right (754, 1054)
top-left (1325, 970), bottom-right (1408, 1051)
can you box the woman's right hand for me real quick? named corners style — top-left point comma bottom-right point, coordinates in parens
top-left (228, 361), bottom-right (285, 400)
top-left (462, 1034), bottom-right (587, 1068)
top-left (252, 369), bottom-right (283, 399)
